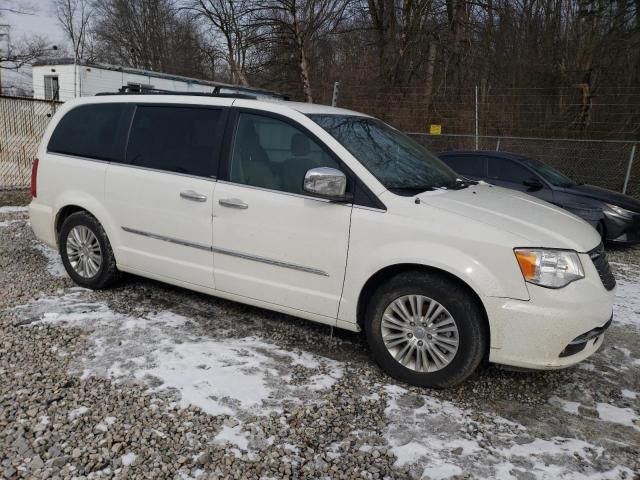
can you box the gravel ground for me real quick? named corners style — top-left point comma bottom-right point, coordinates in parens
top-left (1, 190), bottom-right (639, 480)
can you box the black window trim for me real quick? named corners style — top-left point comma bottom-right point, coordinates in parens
top-left (218, 107), bottom-right (386, 211)
top-left (47, 103), bottom-right (135, 163)
top-left (121, 103), bottom-right (229, 180)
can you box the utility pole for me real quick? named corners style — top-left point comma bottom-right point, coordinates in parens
top-left (0, 25), bottom-right (11, 96)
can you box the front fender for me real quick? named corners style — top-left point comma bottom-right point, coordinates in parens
top-left (338, 208), bottom-right (530, 330)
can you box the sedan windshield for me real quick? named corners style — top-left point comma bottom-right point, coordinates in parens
top-left (308, 114), bottom-right (459, 194)
top-left (517, 156), bottom-right (576, 188)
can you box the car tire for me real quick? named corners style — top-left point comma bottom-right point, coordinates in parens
top-left (364, 271), bottom-right (487, 388)
top-left (59, 211), bottom-right (120, 289)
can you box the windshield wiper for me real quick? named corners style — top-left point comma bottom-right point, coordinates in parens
top-left (446, 178), bottom-right (477, 190)
top-left (388, 185), bottom-right (437, 195)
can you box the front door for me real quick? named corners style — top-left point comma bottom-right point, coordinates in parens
top-left (212, 111), bottom-right (352, 319)
top-left (105, 103), bottom-right (228, 287)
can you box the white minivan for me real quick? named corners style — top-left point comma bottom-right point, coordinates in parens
top-left (29, 90), bottom-right (616, 387)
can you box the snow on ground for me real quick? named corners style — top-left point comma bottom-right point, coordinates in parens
top-left (14, 290), bottom-right (344, 418)
top-left (0, 206), bottom-right (28, 213)
top-left (31, 241), bottom-right (68, 278)
top-left (7, 231), bottom-right (640, 479)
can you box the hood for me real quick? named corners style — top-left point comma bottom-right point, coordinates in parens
top-left (417, 184), bottom-right (601, 252)
top-left (560, 184), bottom-right (640, 212)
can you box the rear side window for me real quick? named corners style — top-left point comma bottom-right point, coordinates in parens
top-left (487, 157), bottom-right (532, 183)
top-left (48, 103), bottom-right (132, 161)
top-left (442, 155), bottom-right (485, 177)
top-left (126, 106), bottom-right (223, 177)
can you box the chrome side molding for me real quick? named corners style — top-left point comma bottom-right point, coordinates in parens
top-left (213, 246), bottom-right (329, 277)
top-left (121, 226), bottom-right (212, 251)
top-left (121, 227), bottom-right (328, 277)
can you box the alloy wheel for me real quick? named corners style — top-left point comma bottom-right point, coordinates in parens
top-left (381, 295), bottom-right (460, 372)
top-left (66, 225), bottom-right (102, 278)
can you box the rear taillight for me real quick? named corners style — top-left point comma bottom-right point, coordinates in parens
top-left (31, 158), bottom-right (39, 198)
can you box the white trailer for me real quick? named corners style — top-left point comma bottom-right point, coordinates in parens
top-left (32, 60), bottom-right (219, 102)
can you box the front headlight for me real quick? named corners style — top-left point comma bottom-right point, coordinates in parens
top-left (514, 248), bottom-right (584, 288)
top-left (605, 203), bottom-right (635, 220)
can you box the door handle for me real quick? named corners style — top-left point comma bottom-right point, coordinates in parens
top-left (219, 198), bottom-right (248, 209)
top-left (180, 190), bottom-right (208, 202)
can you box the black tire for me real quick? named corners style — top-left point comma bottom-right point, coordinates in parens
top-left (364, 271), bottom-right (487, 388)
top-left (59, 211), bottom-right (120, 289)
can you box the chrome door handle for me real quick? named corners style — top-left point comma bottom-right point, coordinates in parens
top-left (219, 198), bottom-right (248, 209)
top-left (180, 190), bottom-right (207, 202)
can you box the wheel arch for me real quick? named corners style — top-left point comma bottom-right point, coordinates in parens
top-left (356, 263), bottom-right (491, 357)
top-left (55, 205), bottom-right (90, 241)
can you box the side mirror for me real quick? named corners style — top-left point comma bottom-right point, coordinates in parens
top-left (304, 167), bottom-right (352, 202)
top-left (523, 178), bottom-right (544, 191)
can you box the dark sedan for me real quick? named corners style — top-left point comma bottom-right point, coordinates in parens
top-left (438, 150), bottom-right (640, 244)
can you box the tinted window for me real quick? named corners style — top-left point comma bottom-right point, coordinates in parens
top-left (126, 106), bottom-right (222, 177)
top-left (230, 113), bottom-right (340, 195)
top-left (442, 155), bottom-right (485, 177)
top-left (487, 157), bottom-right (533, 183)
top-left (516, 156), bottom-right (575, 187)
top-left (48, 103), bottom-right (131, 161)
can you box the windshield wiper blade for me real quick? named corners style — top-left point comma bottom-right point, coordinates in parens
top-left (447, 178), bottom-right (477, 190)
top-left (389, 185), bottom-right (437, 192)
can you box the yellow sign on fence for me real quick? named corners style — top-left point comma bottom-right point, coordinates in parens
top-left (429, 124), bottom-right (442, 135)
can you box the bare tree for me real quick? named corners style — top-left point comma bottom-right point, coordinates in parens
top-left (256, 0), bottom-right (349, 102)
top-left (93, 0), bottom-right (207, 77)
top-left (188, 0), bottom-right (258, 85)
top-left (54, 0), bottom-right (95, 62)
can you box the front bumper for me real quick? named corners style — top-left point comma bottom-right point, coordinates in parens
top-left (486, 252), bottom-right (615, 370)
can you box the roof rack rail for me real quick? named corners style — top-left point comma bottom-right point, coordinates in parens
top-left (95, 83), bottom-right (288, 100)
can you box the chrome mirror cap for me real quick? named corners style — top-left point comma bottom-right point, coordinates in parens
top-left (303, 167), bottom-right (349, 200)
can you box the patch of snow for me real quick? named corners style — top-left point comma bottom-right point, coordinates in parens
top-left (39, 416), bottom-right (50, 425)
top-left (549, 396), bottom-right (581, 415)
top-left (95, 417), bottom-right (116, 432)
top-left (121, 452), bottom-right (137, 466)
top-left (214, 425), bottom-right (250, 451)
top-left (383, 385), bottom-right (632, 479)
top-left (305, 368), bottom-right (344, 391)
top-left (0, 206), bottom-right (28, 213)
top-left (596, 403), bottom-right (640, 430)
top-left (621, 389), bottom-right (638, 399)
top-left (32, 242), bottom-right (67, 278)
top-left (0, 219), bottom-right (19, 227)
top-left (68, 406), bottom-right (89, 419)
top-left (613, 276), bottom-right (640, 328)
top-left (15, 290), bottom-right (344, 418)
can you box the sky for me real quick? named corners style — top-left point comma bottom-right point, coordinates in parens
top-left (1, 0), bottom-right (66, 48)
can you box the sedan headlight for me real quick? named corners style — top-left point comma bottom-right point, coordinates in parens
top-left (605, 203), bottom-right (635, 220)
top-left (514, 248), bottom-right (584, 288)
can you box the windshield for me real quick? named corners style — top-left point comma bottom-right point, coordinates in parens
top-left (517, 156), bottom-right (576, 188)
top-left (308, 114), bottom-right (459, 194)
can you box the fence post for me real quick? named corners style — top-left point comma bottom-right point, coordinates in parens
top-left (474, 85), bottom-right (479, 150)
top-left (622, 144), bottom-right (636, 194)
top-left (331, 81), bottom-right (340, 107)
top-left (496, 138), bottom-right (501, 151)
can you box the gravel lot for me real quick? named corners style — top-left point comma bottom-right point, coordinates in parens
top-left (1, 190), bottom-right (639, 480)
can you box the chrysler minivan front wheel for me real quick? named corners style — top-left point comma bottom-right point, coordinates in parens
top-left (59, 211), bottom-right (120, 289)
top-left (365, 271), bottom-right (487, 388)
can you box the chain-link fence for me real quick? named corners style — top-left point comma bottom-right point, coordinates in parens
top-left (0, 95), bottom-right (59, 190)
top-left (0, 94), bottom-right (638, 200)
top-left (409, 133), bottom-right (639, 199)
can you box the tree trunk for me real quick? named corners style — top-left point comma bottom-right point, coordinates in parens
top-left (424, 42), bottom-right (437, 115)
top-left (293, 17), bottom-right (313, 102)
